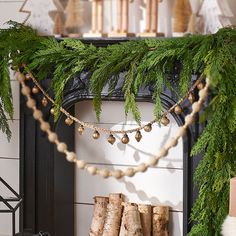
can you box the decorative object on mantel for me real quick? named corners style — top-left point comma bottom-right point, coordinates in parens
top-left (108, 0), bottom-right (135, 37)
top-left (0, 22), bottom-right (236, 235)
top-left (83, 0), bottom-right (106, 38)
top-left (137, 0), bottom-right (164, 37)
top-left (221, 177), bottom-right (236, 236)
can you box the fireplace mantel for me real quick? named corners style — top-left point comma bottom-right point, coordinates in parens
top-left (19, 39), bottom-right (203, 236)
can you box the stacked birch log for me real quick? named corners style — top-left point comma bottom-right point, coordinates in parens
top-left (89, 193), bottom-right (169, 236)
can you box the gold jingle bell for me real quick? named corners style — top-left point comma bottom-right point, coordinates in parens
top-left (32, 86), bottom-right (39, 94)
top-left (93, 130), bottom-right (100, 139)
top-left (121, 133), bottom-right (129, 144)
top-left (144, 123), bottom-right (152, 132)
top-left (135, 130), bottom-right (142, 142)
top-left (160, 116), bottom-right (170, 126)
top-left (41, 97), bottom-right (48, 107)
top-left (197, 81), bottom-right (204, 90)
top-left (188, 92), bottom-right (195, 104)
top-left (65, 117), bottom-right (74, 126)
top-left (107, 134), bottom-right (116, 145)
top-left (174, 105), bottom-right (182, 115)
top-left (78, 125), bottom-right (84, 135)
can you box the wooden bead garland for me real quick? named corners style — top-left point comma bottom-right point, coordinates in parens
top-left (18, 71), bottom-right (210, 179)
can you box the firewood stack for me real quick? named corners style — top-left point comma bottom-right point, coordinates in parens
top-left (89, 193), bottom-right (170, 236)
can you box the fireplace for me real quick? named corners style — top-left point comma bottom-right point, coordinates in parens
top-left (19, 39), bottom-right (203, 236)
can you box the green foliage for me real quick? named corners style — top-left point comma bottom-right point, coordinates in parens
top-left (0, 22), bottom-right (236, 235)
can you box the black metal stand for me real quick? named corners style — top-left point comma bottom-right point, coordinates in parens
top-left (0, 177), bottom-right (22, 236)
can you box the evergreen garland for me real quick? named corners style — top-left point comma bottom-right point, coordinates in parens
top-left (0, 22), bottom-right (236, 235)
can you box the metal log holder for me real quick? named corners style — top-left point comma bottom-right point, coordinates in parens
top-left (0, 177), bottom-right (22, 236)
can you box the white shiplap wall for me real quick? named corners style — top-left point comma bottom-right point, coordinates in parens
top-left (75, 101), bottom-right (183, 236)
top-left (0, 1), bottom-right (26, 235)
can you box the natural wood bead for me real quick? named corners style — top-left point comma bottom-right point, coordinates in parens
top-left (125, 168), bottom-right (135, 177)
top-left (16, 72), bottom-right (25, 82)
top-left (136, 163), bottom-right (147, 172)
top-left (76, 160), bottom-right (86, 169)
top-left (57, 142), bottom-right (68, 153)
top-left (176, 126), bottom-right (187, 139)
top-left (87, 166), bottom-right (97, 175)
top-left (192, 101), bottom-right (202, 113)
top-left (99, 169), bottom-right (110, 178)
top-left (40, 121), bottom-right (50, 131)
top-left (159, 148), bottom-right (168, 157)
top-left (199, 89), bottom-right (208, 100)
top-left (147, 157), bottom-right (158, 166)
top-left (26, 98), bottom-right (36, 108)
top-left (111, 170), bottom-right (123, 179)
top-left (41, 97), bottom-right (48, 107)
top-left (50, 107), bottom-right (55, 115)
top-left (197, 81), bottom-right (204, 90)
top-left (25, 74), bottom-right (31, 80)
top-left (48, 132), bottom-right (58, 143)
top-left (188, 92), bottom-right (195, 104)
top-left (165, 138), bottom-right (178, 149)
top-left (66, 151), bottom-right (76, 162)
top-left (21, 86), bottom-right (31, 96)
top-left (185, 114), bottom-right (195, 126)
top-left (33, 110), bottom-right (43, 120)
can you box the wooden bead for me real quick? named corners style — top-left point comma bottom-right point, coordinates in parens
top-left (33, 110), bottom-right (43, 120)
top-left (93, 130), bottom-right (100, 139)
top-left (165, 138), bottom-right (178, 149)
top-left (192, 102), bottom-right (202, 113)
top-left (40, 121), bottom-right (50, 131)
top-left (185, 114), bottom-right (195, 126)
top-left (50, 107), bottom-right (55, 115)
top-left (174, 105), bottom-right (182, 115)
top-left (87, 166), bottom-right (97, 175)
top-left (199, 89), bottom-right (208, 100)
top-left (32, 86), bottom-right (39, 94)
top-left (147, 157), bottom-right (158, 166)
top-left (16, 72), bottom-right (25, 82)
top-left (48, 132), bottom-right (58, 142)
top-left (26, 98), bottom-right (36, 108)
top-left (159, 148), bottom-right (168, 157)
top-left (160, 116), bottom-right (170, 126)
top-left (57, 142), bottom-right (67, 153)
top-left (65, 117), bottom-right (74, 126)
top-left (135, 130), bottom-right (142, 142)
top-left (99, 169), bottom-right (110, 178)
top-left (25, 74), bottom-right (31, 80)
top-left (136, 163), bottom-right (147, 172)
top-left (121, 133), bottom-right (129, 144)
top-left (144, 123), bottom-right (152, 132)
top-left (111, 170), bottom-right (123, 179)
top-left (78, 125), bottom-right (85, 135)
top-left (197, 82), bottom-right (205, 90)
top-left (107, 134), bottom-right (116, 145)
top-left (21, 86), bottom-right (31, 95)
top-left (125, 168), bottom-right (135, 177)
top-left (76, 160), bottom-right (86, 169)
top-left (66, 152), bottom-right (76, 162)
top-left (188, 92), bottom-right (195, 104)
top-left (41, 97), bottom-right (48, 107)
top-left (176, 127), bottom-right (187, 139)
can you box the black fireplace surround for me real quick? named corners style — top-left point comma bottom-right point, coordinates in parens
top-left (19, 39), bottom-right (204, 236)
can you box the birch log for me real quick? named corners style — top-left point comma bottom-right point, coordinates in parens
top-left (102, 193), bottom-right (124, 236)
top-left (119, 203), bottom-right (143, 236)
top-left (152, 206), bottom-right (169, 236)
top-left (138, 204), bottom-right (151, 236)
top-left (90, 196), bottom-right (109, 236)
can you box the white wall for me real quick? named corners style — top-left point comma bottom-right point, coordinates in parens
top-left (75, 101), bottom-right (184, 235)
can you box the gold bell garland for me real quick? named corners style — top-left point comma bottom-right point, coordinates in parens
top-left (23, 67), bottom-right (204, 146)
top-left (16, 71), bottom-right (210, 179)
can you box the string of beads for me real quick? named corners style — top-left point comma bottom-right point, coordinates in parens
top-left (16, 71), bottom-right (210, 179)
